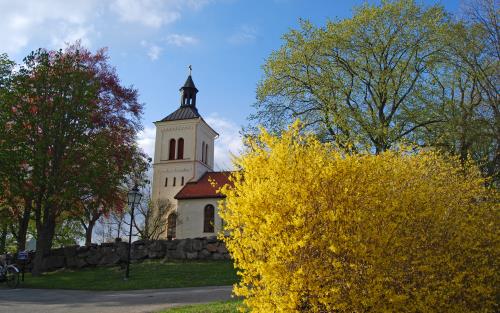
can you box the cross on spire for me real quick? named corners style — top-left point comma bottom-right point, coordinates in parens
top-left (180, 67), bottom-right (198, 107)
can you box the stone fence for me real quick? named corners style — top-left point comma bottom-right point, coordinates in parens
top-left (23, 237), bottom-right (229, 272)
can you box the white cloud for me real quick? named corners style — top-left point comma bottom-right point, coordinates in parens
top-left (165, 34), bottom-right (198, 47)
top-left (0, 0), bottom-right (213, 55)
top-left (147, 45), bottom-right (162, 60)
top-left (0, 0), bottom-right (98, 54)
top-left (110, 0), bottom-right (213, 28)
top-left (137, 126), bottom-right (156, 159)
top-left (140, 40), bottom-right (163, 61)
top-left (149, 45), bottom-right (162, 60)
top-left (111, 0), bottom-right (180, 28)
top-left (228, 25), bottom-right (258, 45)
top-left (205, 113), bottom-right (244, 170)
top-left (185, 0), bottom-right (213, 10)
top-left (140, 34), bottom-right (197, 61)
top-left (50, 25), bottom-right (94, 50)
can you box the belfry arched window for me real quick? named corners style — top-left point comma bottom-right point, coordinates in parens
top-left (177, 138), bottom-right (184, 159)
top-left (204, 204), bottom-right (215, 233)
top-left (169, 139), bottom-right (176, 160)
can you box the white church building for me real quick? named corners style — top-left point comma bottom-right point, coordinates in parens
top-left (151, 73), bottom-right (231, 240)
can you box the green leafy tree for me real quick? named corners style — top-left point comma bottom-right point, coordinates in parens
top-left (436, 0), bottom-right (499, 184)
top-left (52, 217), bottom-right (85, 248)
top-left (422, 19), bottom-right (499, 184)
top-left (253, 0), bottom-right (448, 153)
top-left (0, 206), bottom-right (13, 253)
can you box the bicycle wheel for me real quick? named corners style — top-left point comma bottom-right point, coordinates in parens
top-left (5, 266), bottom-right (19, 288)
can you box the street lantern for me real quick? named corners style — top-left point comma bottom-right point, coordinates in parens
top-left (127, 184), bottom-right (143, 207)
top-left (125, 184), bottom-right (142, 280)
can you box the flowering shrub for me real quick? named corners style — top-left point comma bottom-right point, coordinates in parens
top-left (219, 123), bottom-right (499, 312)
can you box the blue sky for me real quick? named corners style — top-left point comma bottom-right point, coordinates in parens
top-left (0, 0), bottom-right (462, 169)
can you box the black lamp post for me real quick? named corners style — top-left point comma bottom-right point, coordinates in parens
top-left (125, 184), bottom-right (142, 280)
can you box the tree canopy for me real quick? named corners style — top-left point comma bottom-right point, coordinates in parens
top-left (252, 0), bottom-right (499, 182)
top-left (0, 44), bottom-right (147, 274)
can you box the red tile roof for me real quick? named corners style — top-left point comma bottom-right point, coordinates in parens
top-left (175, 171), bottom-right (233, 200)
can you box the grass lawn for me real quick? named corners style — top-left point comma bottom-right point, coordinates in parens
top-left (21, 260), bottom-right (238, 291)
top-left (159, 300), bottom-right (244, 313)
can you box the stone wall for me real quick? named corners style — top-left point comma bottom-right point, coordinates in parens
top-left (24, 237), bottom-right (229, 272)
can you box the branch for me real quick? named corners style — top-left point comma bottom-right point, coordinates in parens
top-left (395, 119), bottom-right (445, 140)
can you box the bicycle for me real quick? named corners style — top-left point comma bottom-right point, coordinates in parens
top-left (0, 254), bottom-right (20, 288)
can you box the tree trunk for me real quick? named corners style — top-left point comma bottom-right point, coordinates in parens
top-left (32, 213), bottom-right (56, 276)
top-left (116, 215), bottom-right (123, 239)
top-left (0, 226), bottom-right (7, 254)
top-left (17, 198), bottom-right (32, 252)
top-left (84, 224), bottom-right (92, 247)
top-left (84, 217), bottom-right (98, 246)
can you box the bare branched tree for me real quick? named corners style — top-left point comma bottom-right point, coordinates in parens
top-left (134, 198), bottom-right (171, 240)
top-left (94, 210), bottom-right (127, 243)
top-left (133, 189), bottom-right (175, 240)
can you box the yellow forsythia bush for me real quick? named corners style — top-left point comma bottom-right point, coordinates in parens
top-left (219, 123), bottom-right (499, 312)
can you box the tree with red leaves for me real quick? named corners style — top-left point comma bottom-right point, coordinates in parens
top-left (0, 44), bottom-right (146, 275)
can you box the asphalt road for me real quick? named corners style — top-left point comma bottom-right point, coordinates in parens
top-left (0, 285), bottom-right (234, 313)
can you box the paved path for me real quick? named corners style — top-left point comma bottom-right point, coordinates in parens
top-left (0, 285), bottom-right (233, 313)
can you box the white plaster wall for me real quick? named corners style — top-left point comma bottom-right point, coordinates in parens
top-left (176, 198), bottom-right (223, 239)
top-left (197, 122), bottom-right (217, 169)
top-left (152, 162), bottom-right (194, 206)
top-left (152, 119), bottom-right (197, 210)
top-left (154, 120), bottom-right (196, 162)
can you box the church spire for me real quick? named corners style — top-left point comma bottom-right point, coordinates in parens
top-left (180, 65), bottom-right (198, 107)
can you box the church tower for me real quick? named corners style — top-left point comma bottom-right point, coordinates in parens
top-left (152, 70), bottom-right (218, 238)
